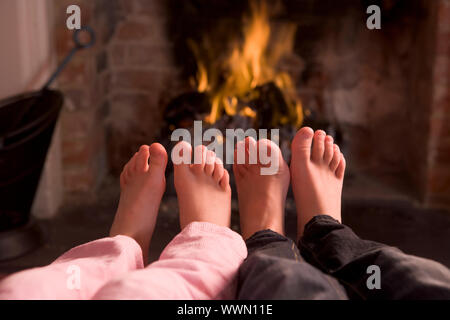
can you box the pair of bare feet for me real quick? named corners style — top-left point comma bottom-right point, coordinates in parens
top-left (110, 127), bottom-right (346, 264)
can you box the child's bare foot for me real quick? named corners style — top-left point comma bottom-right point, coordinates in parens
top-left (173, 142), bottom-right (231, 229)
top-left (110, 143), bottom-right (168, 264)
top-left (233, 137), bottom-right (290, 240)
top-left (291, 127), bottom-right (346, 239)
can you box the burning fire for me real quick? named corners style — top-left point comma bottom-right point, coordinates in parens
top-left (190, 0), bottom-right (303, 127)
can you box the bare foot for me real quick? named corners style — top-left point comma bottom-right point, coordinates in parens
top-left (233, 137), bottom-right (290, 240)
top-left (290, 127), bottom-right (346, 239)
top-left (173, 142), bottom-right (231, 229)
top-left (110, 143), bottom-right (168, 264)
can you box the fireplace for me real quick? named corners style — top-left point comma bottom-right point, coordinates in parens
top-left (54, 0), bottom-right (449, 209)
top-left (0, 0), bottom-right (448, 271)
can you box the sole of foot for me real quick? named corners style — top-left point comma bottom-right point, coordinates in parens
top-left (290, 127), bottom-right (346, 240)
top-left (233, 137), bottom-right (290, 240)
top-left (110, 143), bottom-right (168, 264)
top-left (173, 142), bottom-right (231, 229)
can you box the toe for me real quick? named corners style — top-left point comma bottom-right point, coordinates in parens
top-left (135, 145), bottom-right (150, 172)
top-left (245, 136), bottom-right (258, 165)
top-left (235, 137), bottom-right (257, 167)
top-left (122, 154), bottom-right (136, 186)
top-left (234, 139), bottom-right (247, 166)
top-left (312, 130), bottom-right (326, 162)
top-left (172, 141), bottom-right (192, 166)
top-left (148, 143), bottom-right (168, 173)
top-left (232, 144), bottom-right (247, 178)
top-left (291, 127), bottom-right (314, 160)
top-left (336, 153), bottom-right (346, 179)
top-left (127, 152), bottom-right (138, 175)
top-left (214, 157), bottom-right (225, 183)
top-left (219, 169), bottom-right (230, 190)
top-left (234, 140), bottom-right (245, 164)
top-left (205, 150), bottom-right (216, 176)
top-left (323, 135), bottom-right (334, 164)
top-left (192, 145), bottom-right (207, 174)
top-left (329, 144), bottom-right (341, 172)
top-left (257, 139), bottom-right (273, 165)
top-left (121, 155), bottom-right (134, 185)
top-left (257, 138), bottom-right (284, 175)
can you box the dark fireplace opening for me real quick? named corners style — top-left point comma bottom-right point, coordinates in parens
top-left (158, 0), bottom-right (436, 204)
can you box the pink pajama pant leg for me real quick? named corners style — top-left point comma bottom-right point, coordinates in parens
top-left (94, 222), bottom-right (248, 300)
top-left (0, 222), bottom-right (247, 300)
top-left (0, 235), bottom-right (143, 299)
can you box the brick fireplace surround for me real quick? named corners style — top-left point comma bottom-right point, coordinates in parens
top-left (52, 0), bottom-right (449, 209)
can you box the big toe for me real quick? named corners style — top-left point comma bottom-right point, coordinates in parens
top-left (291, 127), bottom-right (314, 160)
top-left (235, 136), bottom-right (257, 166)
top-left (148, 143), bottom-right (168, 174)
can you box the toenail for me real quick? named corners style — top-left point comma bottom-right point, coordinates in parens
top-left (301, 128), bottom-right (313, 135)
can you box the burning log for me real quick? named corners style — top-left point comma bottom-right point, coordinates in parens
top-left (160, 80), bottom-right (300, 167)
top-left (164, 91), bottom-right (210, 130)
top-left (160, 80), bottom-right (343, 167)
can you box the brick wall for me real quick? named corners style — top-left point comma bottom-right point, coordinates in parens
top-left (54, 0), bottom-right (182, 192)
top-left (53, 0), bottom-right (113, 192)
top-left (106, 0), bottom-right (183, 174)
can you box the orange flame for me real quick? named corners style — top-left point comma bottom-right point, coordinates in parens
top-left (192, 0), bottom-right (303, 127)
